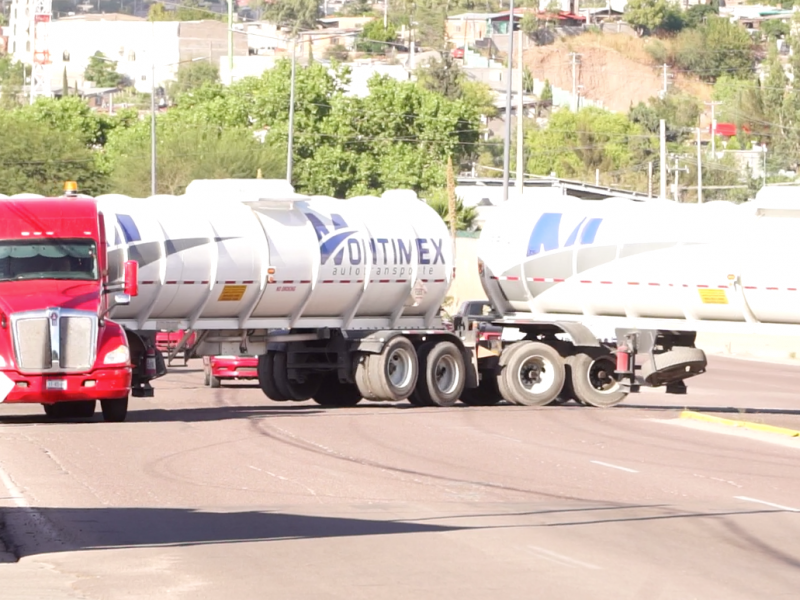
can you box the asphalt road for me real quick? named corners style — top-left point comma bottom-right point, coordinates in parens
top-left (0, 355), bottom-right (798, 600)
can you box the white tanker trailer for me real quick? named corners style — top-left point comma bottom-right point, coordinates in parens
top-left (92, 180), bottom-right (800, 409)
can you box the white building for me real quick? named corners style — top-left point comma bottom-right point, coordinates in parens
top-left (8, 9), bottom-right (247, 94)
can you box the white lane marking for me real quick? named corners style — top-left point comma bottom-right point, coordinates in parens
top-left (528, 546), bottom-right (601, 570)
top-left (0, 462), bottom-right (27, 508)
top-left (735, 496), bottom-right (800, 513)
top-left (590, 460), bottom-right (639, 473)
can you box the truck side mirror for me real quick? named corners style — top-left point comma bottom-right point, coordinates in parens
top-left (123, 260), bottom-right (139, 297)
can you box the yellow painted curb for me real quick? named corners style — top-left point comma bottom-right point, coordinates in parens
top-left (680, 411), bottom-right (800, 438)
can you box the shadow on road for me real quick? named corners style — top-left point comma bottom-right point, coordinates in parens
top-left (0, 506), bottom-right (466, 561)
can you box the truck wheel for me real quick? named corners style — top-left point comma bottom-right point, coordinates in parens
top-left (460, 373), bottom-right (502, 406)
top-left (257, 352), bottom-right (289, 402)
top-left (366, 336), bottom-right (418, 402)
top-left (273, 351), bottom-right (321, 401)
top-left (209, 374), bottom-right (221, 388)
top-left (501, 342), bottom-right (565, 406)
top-left (413, 341), bottom-right (465, 407)
top-left (564, 351), bottom-right (627, 408)
top-left (354, 355), bottom-right (381, 401)
top-left (313, 374), bottom-right (362, 407)
top-left (641, 348), bottom-right (707, 387)
top-left (101, 397), bottom-right (128, 422)
top-left (203, 368), bottom-right (210, 387)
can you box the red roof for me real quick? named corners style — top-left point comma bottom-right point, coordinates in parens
top-left (710, 123), bottom-right (750, 137)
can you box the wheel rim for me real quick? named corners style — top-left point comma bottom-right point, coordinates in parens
top-left (587, 357), bottom-right (620, 394)
top-left (434, 354), bottom-right (460, 395)
top-left (517, 356), bottom-right (555, 395)
top-left (386, 348), bottom-right (414, 389)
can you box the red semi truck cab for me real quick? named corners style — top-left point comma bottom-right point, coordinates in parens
top-left (0, 189), bottom-right (146, 422)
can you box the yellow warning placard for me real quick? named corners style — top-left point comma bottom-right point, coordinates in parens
top-left (218, 285), bottom-right (247, 302)
top-left (698, 289), bottom-right (728, 305)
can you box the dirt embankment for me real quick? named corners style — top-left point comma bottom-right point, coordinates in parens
top-left (522, 36), bottom-right (711, 114)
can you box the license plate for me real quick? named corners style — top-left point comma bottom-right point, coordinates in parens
top-left (46, 380), bottom-right (67, 391)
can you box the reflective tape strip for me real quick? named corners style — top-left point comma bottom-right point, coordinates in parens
top-left (491, 276), bottom-right (793, 290)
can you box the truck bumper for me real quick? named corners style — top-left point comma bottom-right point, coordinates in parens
top-left (210, 358), bottom-right (258, 380)
top-left (1, 367), bottom-right (132, 404)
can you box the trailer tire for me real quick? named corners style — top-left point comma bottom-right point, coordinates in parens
top-left (354, 355), bottom-right (381, 401)
top-left (460, 373), bottom-right (503, 406)
top-left (101, 397), bottom-right (128, 422)
top-left (413, 341), bottom-right (465, 407)
top-left (407, 343), bottom-right (436, 407)
top-left (641, 348), bottom-right (707, 387)
top-left (366, 336), bottom-right (418, 402)
top-left (273, 351), bottom-right (321, 401)
top-left (257, 352), bottom-right (290, 402)
top-left (564, 351), bottom-right (627, 408)
top-left (501, 342), bottom-right (565, 406)
top-left (312, 374), bottom-right (363, 407)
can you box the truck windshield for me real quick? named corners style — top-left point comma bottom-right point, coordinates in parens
top-left (0, 240), bottom-right (98, 282)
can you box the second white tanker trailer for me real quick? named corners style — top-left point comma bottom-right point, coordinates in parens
top-left (96, 180), bottom-right (800, 409)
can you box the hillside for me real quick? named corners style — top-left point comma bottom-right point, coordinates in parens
top-left (522, 34), bottom-right (713, 116)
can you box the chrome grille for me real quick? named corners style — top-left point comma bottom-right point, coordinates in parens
top-left (16, 318), bottom-right (51, 370)
top-left (12, 309), bottom-right (98, 373)
top-left (60, 316), bottom-right (93, 370)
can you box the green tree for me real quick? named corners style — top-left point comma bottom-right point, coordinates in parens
top-left (264, 0), bottom-right (320, 33)
top-left (0, 57), bottom-right (26, 108)
top-left (167, 60), bottom-right (220, 101)
top-left (356, 19), bottom-right (398, 54)
top-left (629, 91), bottom-right (701, 142)
top-left (148, 0), bottom-right (220, 21)
top-left (341, 0), bottom-right (373, 16)
top-left (0, 113), bottom-right (108, 196)
top-left (624, 0), bottom-right (683, 36)
top-left (525, 107), bottom-right (654, 185)
top-left (675, 17), bottom-right (754, 81)
top-left (84, 52), bottom-right (123, 88)
top-left (683, 3), bottom-right (717, 29)
top-left (760, 19), bottom-right (789, 42)
top-left (324, 44), bottom-right (350, 62)
top-left (415, 54), bottom-right (463, 99)
top-left (103, 119), bottom-right (285, 196)
top-left (425, 189), bottom-right (478, 231)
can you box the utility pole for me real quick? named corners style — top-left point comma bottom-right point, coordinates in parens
top-left (705, 101), bottom-right (721, 157)
top-left (227, 0), bottom-right (233, 85)
top-left (662, 64), bottom-right (669, 97)
top-left (286, 37), bottom-right (297, 184)
top-left (570, 52), bottom-right (580, 112)
top-left (648, 161), bottom-right (653, 198)
top-left (516, 29), bottom-right (525, 194)
top-left (696, 127), bottom-right (703, 204)
top-left (383, 0), bottom-right (388, 28)
top-left (502, 0), bottom-right (516, 202)
top-left (659, 119), bottom-right (667, 200)
top-left (672, 157), bottom-right (688, 202)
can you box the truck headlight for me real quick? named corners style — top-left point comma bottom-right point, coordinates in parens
top-left (103, 345), bottom-right (130, 365)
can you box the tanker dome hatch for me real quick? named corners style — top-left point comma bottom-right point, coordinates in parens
top-left (184, 179), bottom-right (306, 205)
